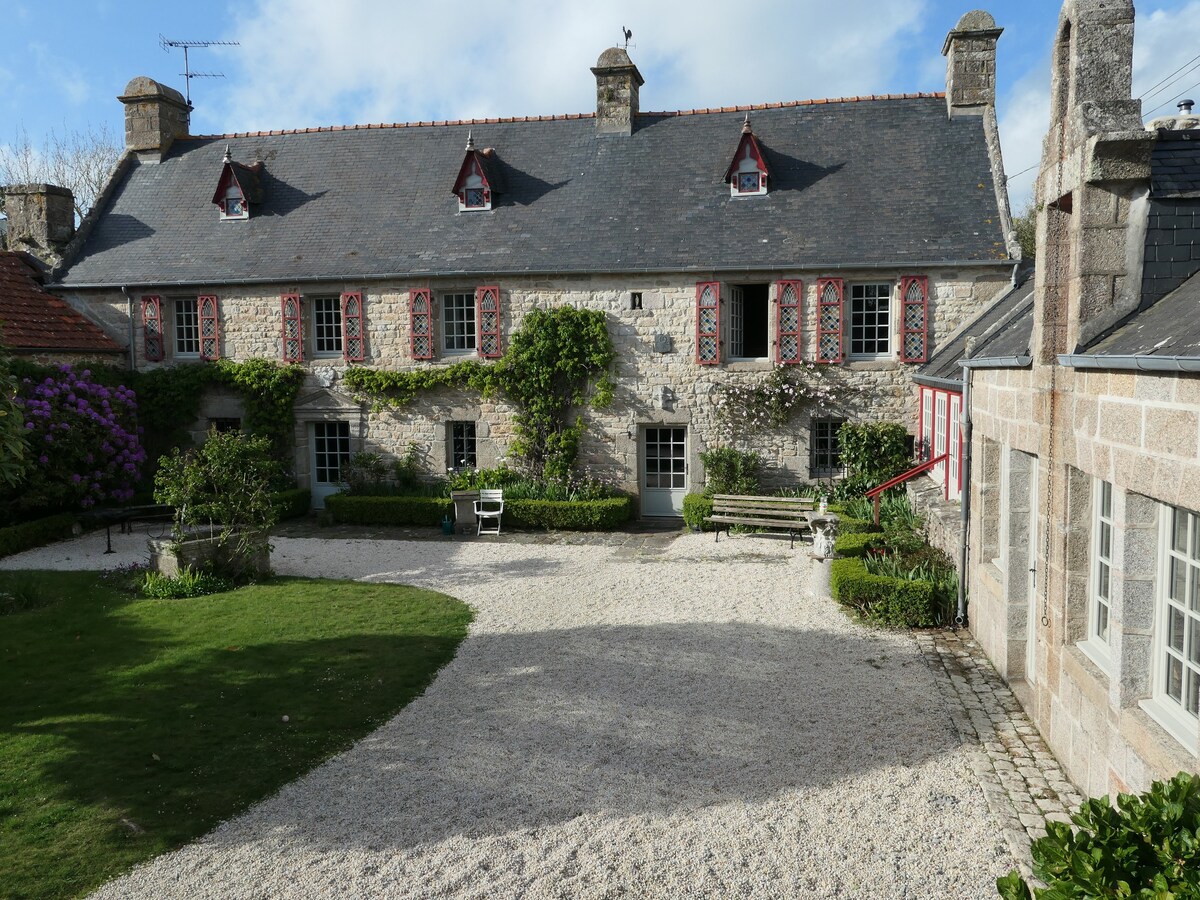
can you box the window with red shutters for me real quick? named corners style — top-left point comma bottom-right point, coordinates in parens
top-left (198, 295), bottom-right (221, 361)
top-left (281, 293), bottom-right (303, 362)
top-left (476, 285), bottom-right (502, 358)
top-left (775, 280), bottom-right (803, 364)
top-left (409, 289), bottom-right (433, 360)
top-left (899, 275), bottom-right (929, 363)
top-left (341, 291), bottom-right (366, 362)
top-left (142, 295), bottom-right (164, 362)
top-left (815, 277), bottom-right (844, 363)
top-left (695, 281), bottom-right (720, 365)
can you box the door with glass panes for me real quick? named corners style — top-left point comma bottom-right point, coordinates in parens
top-left (309, 421), bottom-right (351, 509)
top-left (641, 426), bottom-right (687, 517)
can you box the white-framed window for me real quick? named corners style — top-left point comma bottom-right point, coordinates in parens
top-left (1144, 504), bottom-right (1200, 754)
top-left (449, 421), bottom-right (477, 469)
top-left (1089, 480), bottom-right (1115, 649)
top-left (731, 150), bottom-right (766, 196)
top-left (728, 283), bottom-right (769, 359)
top-left (849, 283), bottom-right (892, 359)
top-left (921, 389), bottom-right (934, 459)
top-left (934, 393), bottom-right (948, 485)
top-left (312, 297), bottom-right (343, 357)
top-left (220, 185), bottom-right (247, 220)
top-left (810, 418), bottom-right (845, 478)
top-left (443, 292), bottom-right (477, 353)
top-left (173, 297), bottom-right (200, 357)
top-left (948, 395), bottom-right (961, 500)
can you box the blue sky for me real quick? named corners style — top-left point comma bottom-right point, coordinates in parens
top-left (5, 0), bottom-right (1200, 208)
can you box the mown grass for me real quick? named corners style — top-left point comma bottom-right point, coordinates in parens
top-left (0, 570), bottom-right (472, 899)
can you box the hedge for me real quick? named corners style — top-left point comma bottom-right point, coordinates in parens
top-left (830, 556), bottom-right (935, 627)
top-left (324, 495), bottom-right (453, 527)
top-left (0, 513), bottom-right (78, 559)
top-left (271, 488), bottom-right (312, 521)
top-left (323, 494), bottom-right (635, 532)
top-left (833, 531), bottom-right (881, 558)
top-left (682, 493), bottom-right (714, 531)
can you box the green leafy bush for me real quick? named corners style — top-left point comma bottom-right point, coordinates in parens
top-left (700, 447), bottom-right (762, 495)
top-left (341, 452), bottom-right (388, 494)
top-left (505, 497), bottom-right (633, 531)
top-left (141, 568), bottom-right (233, 600)
top-left (325, 495), bottom-right (453, 527)
top-left (997, 772), bottom-right (1200, 899)
top-left (0, 572), bottom-right (48, 615)
top-left (393, 441), bottom-right (423, 491)
top-left (0, 513), bottom-right (78, 559)
top-left (835, 515), bottom-right (883, 535)
top-left (833, 531), bottom-right (881, 558)
top-left (830, 556), bottom-right (935, 627)
top-left (683, 493), bottom-right (714, 531)
top-left (834, 422), bottom-right (912, 499)
top-left (271, 487), bottom-right (311, 521)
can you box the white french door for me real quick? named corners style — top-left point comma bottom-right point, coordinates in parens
top-left (310, 421), bottom-right (351, 509)
top-left (641, 426), bottom-right (688, 517)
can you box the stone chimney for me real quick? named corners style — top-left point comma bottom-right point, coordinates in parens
top-left (591, 48), bottom-right (644, 135)
top-left (2, 183), bottom-right (75, 265)
top-left (942, 10), bottom-right (1003, 117)
top-left (118, 77), bottom-right (190, 160)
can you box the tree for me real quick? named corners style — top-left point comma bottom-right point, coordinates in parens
top-left (1013, 197), bottom-right (1037, 261)
top-left (0, 339), bottom-right (27, 489)
top-left (0, 125), bottom-right (121, 221)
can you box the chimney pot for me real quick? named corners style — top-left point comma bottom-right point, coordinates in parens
top-left (1179, 99), bottom-right (1195, 114)
top-left (1, 183), bottom-right (75, 265)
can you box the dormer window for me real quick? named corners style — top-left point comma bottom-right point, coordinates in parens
top-left (452, 132), bottom-right (503, 212)
top-left (222, 185), bottom-right (247, 220)
top-left (211, 145), bottom-right (263, 222)
top-left (724, 115), bottom-right (769, 197)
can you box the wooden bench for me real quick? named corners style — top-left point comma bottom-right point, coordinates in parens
top-left (704, 494), bottom-right (815, 549)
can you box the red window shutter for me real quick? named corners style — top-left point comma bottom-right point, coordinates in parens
top-left (341, 291), bottom-right (366, 362)
top-left (775, 280), bottom-right (803, 364)
top-left (695, 281), bottom-right (720, 365)
top-left (899, 275), bottom-right (929, 363)
top-left (141, 295), bottom-right (164, 362)
top-left (409, 289), bottom-right (433, 360)
top-left (815, 277), bottom-right (844, 363)
top-left (198, 295), bottom-right (221, 361)
top-left (476, 285), bottom-right (502, 358)
top-left (281, 293), bottom-right (303, 362)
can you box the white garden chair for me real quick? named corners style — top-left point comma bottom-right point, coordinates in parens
top-left (474, 489), bottom-right (504, 536)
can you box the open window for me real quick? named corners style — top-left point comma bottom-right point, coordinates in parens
top-left (728, 283), bottom-right (770, 359)
top-left (723, 115), bottom-right (769, 197)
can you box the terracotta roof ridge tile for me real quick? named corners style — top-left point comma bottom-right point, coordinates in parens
top-left (183, 92), bottom-right (946, 140)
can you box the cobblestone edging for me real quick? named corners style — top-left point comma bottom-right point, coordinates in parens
top-left (916, 629), bottom-right (1086, 877)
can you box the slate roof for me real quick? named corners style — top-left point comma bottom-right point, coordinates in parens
top-left (59, 95), bottom-right (1010, 287)
top-left (1086, 270), bottom-right (1200, 359)
top-left (0, 252), bottom-right (122, 353)
top-left (914, 270), bottom-right (1034, 386)
top-left (1150, 130), bottom-right (1200, 197)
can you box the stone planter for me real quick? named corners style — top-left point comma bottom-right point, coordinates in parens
top-left (149, 528), bottom-right (271, 578)
top-left (451, 490), bottom-right (480, 534)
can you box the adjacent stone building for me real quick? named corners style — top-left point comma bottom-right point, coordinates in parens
top-left (30, 19), bottom-right (1018, 512)
top-left (966, 0), bottom-right (1200, 791)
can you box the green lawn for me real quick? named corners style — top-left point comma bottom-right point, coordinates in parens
top-left (0, 570), bottom-right (473, 900)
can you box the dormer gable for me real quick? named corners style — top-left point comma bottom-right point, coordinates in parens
top-left (211, 146), bottom-right (264, 221)
top-left (452, 132), bottom-right (505, 212)
top-left (724, 115), bottom-right (769, 197)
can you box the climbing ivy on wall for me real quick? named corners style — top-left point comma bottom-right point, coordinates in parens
top-left (344, 306), bottom-right (616, 480)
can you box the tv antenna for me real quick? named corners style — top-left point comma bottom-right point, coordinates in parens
top-left (159, 36), bottom-right (240, 107)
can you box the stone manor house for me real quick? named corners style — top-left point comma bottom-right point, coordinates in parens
top-left (3, 13), bottom-right (1019, 515)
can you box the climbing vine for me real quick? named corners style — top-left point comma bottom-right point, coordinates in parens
top-left (713, 362), bottom-right (854, 443)
top-left (344, 306), bottom-right (616, 479)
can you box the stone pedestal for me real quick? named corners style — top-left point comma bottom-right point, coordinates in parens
top-left (810, 555), bottom-right (833, 601)
top-left (451, 490), bottom-right (480, 534)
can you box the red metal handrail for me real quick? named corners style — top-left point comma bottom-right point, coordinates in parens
top-left (864, 452), bottom-right (949, 525)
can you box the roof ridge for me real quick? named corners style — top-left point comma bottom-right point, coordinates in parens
top-left (185, 92), bottom-right (947, 140)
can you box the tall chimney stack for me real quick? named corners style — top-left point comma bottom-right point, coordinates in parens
top-left (2, 183), bottom-right (75, 265)
top-left (118, 77), bottom-right (190, 160)
top-left (591, 48), bottom-right (644, 136)
top-left (942, 10), bottom-right (1003, 117)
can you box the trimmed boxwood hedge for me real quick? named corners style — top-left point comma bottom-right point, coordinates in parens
top-left (271, 488), bottom-right (312, 521)
top-left (682, 493), bottom-right (714, 531)
top-left (830, 556), bottom-right (935, 627)
top-left (833, 531), bottom-right (881, 558)
top-left (0, 513), bottom-right (78, 559)
top-left (324, 494), bottom-right (635, 532)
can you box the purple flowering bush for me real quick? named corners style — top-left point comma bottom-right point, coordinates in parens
top-left (10, 365), bottom-right (145, 515)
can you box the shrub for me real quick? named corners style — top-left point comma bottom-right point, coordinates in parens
top-left (0, 513), bottom-right (78, 559)
top-left (836, 515), bottom-right (883, 535)
top-left (830, 557), bottom-right (935, 627)
top-left (141, 568), bottom-right (233, 600)
top-left (997, 772), bottom-right (1200, 900)
top-left (504, 497), bottom-right (633, 531)
top-left (392, 441), bottom-right (423, 491)
top-left (834, 421), bottom-right (911, 499)
top-left (271, 487), bottom-right (311, 521)
top-left (700, 447), bottom-right (761, 495)
top-left (833, 531), bottom-right (880, 558)
top-left (0, 571), bottom-right (48, 615)
top-left (683, 493), bottom-right (714, 531)
top-left (325, 495), bottom-right (453, 527)
top-left (341, 452), bottom-right (388, 494)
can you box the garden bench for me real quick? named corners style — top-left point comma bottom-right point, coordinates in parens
top-left (704, 494), bottom-right (815, 549)
top-left (82, 504), bottom-right (174, 554)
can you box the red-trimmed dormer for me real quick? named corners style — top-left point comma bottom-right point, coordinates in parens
top-left (452, 132), bottom-right (504, 212)
top-left (724, 115), bottom-right (769, 197)
top-left (211, 146), bottom-right (264, 221)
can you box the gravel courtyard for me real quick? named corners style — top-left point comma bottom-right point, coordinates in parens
top-left (9, 529), bottom-right (1019, 898)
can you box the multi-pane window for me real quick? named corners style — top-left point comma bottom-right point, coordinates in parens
top-left (174, 298), bottom-right (200, 356)
top-left (449, 421), bottom-right (477, 469)
top-left (849, 283), bottom-right (892, 358)
top-left (443, 293), bottom-right (477, 352)
top-left (1090, 479), bottom-right (1114, 649)
top-left (810, 418), bottom-right (845, 478)
top-left (313, 297), bottom-right (343, 356)
top-left (1158, 505), bottom-right (1200, 726)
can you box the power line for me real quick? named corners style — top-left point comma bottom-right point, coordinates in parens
top-left (1145, 82), bottom-right (1200, 118)
top-left (1139, 57), bottom-right (1200, 106)
top-left (1135, 50), bottom-right (1200, 100)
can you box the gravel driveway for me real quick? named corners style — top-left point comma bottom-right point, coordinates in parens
top-left (10, 529), bottom-right (1015, 897)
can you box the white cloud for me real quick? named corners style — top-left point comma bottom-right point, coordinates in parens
top-left (997, 62), bottom-right (1050, 213)
top-left (1134, 1), bottom-right (1200, 118)
top-left (201, 0), bottom-right (926, 135)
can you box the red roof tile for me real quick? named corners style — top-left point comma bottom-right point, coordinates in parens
top-left (0, 252), bottom-right (123, 353)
